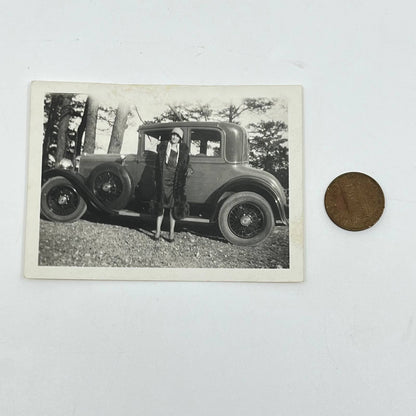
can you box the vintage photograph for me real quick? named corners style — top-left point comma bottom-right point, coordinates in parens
top-left (25, 82), bottom-right (303, 281)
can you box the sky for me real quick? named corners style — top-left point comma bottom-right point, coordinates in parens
top-left (68, 86), bottom-right (289, 154)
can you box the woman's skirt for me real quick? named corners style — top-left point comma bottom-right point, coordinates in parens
top-left (162, 164), bottom-right (176, 208)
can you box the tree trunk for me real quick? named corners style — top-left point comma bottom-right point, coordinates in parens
top-left (108, 102), bottom-right (129, 153)
top-left (55, 95), bottom-right (72, 165)
top-left (264, 154), bottom-right (274, 173)
top-left (75, 97), bottom-right (89, 157)
top-left (83, 97), bottom-right (99, 154)
top-left (228, 105), bottom-right (234, 122)
top-left (42, 94), bottom-right (61, 170)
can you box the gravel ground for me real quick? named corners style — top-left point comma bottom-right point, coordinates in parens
top-left (38, 216), bottom-right (289, 269)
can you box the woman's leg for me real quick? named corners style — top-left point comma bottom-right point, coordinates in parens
top-left (155, 209), bottom-right (164, 239)
top-left (169, 209), bottom-right (176, 241)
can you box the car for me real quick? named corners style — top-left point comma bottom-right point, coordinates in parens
top-left (41, 121), bottom-right (288, 246)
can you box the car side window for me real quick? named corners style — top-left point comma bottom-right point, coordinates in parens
top-left (144, 133), bottom-right (160, 153)
top-left (190, 129), bottom-right (221, 157)
top-left (143, 130), bottom-right (172, 154)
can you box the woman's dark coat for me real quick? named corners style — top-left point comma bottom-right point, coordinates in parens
top-left (152, 140), bottom-right (190, 220)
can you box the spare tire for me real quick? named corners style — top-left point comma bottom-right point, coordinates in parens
top-left (87, 162), bottom-right (132, 210)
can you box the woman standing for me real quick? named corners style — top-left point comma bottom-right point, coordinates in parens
top-left (153, 127), bottom-right (190, 242)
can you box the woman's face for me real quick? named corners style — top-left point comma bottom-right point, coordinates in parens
top-left (170, 132), bottom-right (180, 144)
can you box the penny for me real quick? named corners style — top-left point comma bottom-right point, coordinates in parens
top-left (324, 172), bottom-right (384, 231)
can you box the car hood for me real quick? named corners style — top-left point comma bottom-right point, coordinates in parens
top-left (80, 153), bottom-right (128, 163)
top-left (78, 153), bottom-right (131, 177)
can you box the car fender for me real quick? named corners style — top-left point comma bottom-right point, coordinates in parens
top-left (207, 176), bottom-right (288, 225)
top-left (42, 169), bottom-right (118, 216)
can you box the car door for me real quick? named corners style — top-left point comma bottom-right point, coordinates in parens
top-left (135, 128), bottom-right (171, 202)
top-left (185, 127), bottom-right (228, 204)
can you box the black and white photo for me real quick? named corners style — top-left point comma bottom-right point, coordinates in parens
top-left (25, 82), bottom-right (303, 281)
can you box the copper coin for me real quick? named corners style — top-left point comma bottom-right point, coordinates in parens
top-left (324, 172), bottom-right (384, 231)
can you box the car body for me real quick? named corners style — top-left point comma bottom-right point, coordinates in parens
top-left (41, 121), bottom-right (288, 246)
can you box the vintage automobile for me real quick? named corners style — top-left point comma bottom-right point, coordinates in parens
top-left (41, 122), bottom-right (288, 246)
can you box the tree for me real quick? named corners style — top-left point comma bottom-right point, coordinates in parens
top-left (97, 105), bottom-right (117, 129)
top-left (55, 94), bottom-right (73, 165)
top-left (151, 98), bottom-right (277, 124)
top-left (188, 104), bottom-right (213, 121)
top-left (83, 97), bottom-right (99, 154)
top-left (75, 97), bottom-right (88, 157)
top-left (43, 94), bottom-right (88, 170)
top-left (107, 102), bottom-right (130, 153)
top-left (42, 94), bottom-right (61, 170)
top-left (151, 103), bottom-right (214, 123)
top-left (217, 98), bottom-right (276, 123)
top-left (152, 105), bottom-right (190, 122)
top-left (248, 120), bottom-right (289, 189)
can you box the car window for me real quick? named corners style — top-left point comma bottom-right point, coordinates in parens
top-left (143, 129), bottom-right (171, 153)
top-left (144, 133), bottom-right (159, 153)
top-left (190, 129), bottom-right (221, 157)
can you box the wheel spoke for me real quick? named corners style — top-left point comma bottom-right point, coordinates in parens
top-left (227, 202), bottom-right (265, 239)
top-left (47, 185), bottom-right (80, 216)
top-left (93, 172), bottom-right (123, 202)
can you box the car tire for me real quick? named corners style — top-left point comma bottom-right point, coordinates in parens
top-left (218, 191), bottom-right (274, 246)
top-left (87, 162), bottom-right (132, 210)
top-left (41, 176), bottom-right (87, 222)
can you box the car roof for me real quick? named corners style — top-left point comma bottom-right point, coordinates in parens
top-left (138, 121), bottom-right (248, 163)
top-left (138, 121), bottom-right (244, 131)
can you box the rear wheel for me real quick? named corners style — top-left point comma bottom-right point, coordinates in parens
top-left (218, 192), bottom-right (274, 246)
top-left (41, 176), bottom-right (87, 222)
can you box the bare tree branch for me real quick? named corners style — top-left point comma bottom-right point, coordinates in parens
top-left (135, 105), bottom-right (145, 124)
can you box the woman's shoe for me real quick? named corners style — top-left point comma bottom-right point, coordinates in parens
top-left (154, 234), bottom-right (161, 241)
top-left (168, 235), bottom-right (175, 243)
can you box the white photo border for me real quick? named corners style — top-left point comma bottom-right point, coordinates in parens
top-left (24, 82), bottom-right (303, 282)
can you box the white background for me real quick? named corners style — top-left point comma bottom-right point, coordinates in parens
top-left (1, 0), bottom-right (416, 415)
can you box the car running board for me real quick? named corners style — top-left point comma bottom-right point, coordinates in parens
top-left (116, 209), bottom-right (210, 223)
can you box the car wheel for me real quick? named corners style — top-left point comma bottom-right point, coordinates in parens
top-left (218, 192), bottom-right (274, 246)
top-left (87, 162), bottom-right (132, 210)
top-left (41, 176), bottom-right (87, 222)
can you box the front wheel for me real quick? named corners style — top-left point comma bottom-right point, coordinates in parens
top-left (41, 176), bottom-right (87, 222)
top-left (218, 192), bottom-right (274, 246)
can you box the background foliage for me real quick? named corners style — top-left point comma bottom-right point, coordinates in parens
top-left (43, 94), bottom-right (289, 190)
